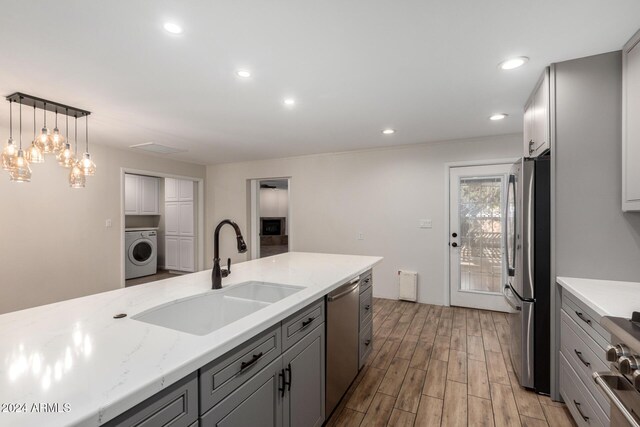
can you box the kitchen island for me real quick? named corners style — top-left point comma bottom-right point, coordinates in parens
top-left (0, 252), bottom-right (382, 427)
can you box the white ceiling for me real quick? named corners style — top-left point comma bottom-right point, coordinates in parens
top-left (1, 1), bottom-right (639, 165)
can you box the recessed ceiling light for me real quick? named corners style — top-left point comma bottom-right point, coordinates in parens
top-left (236, 70), bottom-right (251, 78)
top-left (499, 57), bottom-right (529, 70)
top-left (382, 129), bottom-right (395, 135)
top-left (163, 22), bottom-right (183, 35)
top-left (489, 113), bottom-right (508, 121)
top-left (283, 98), bottom-right (295, 106)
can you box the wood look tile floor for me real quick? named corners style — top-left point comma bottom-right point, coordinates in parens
top-left (326, 298), bottom-right (576, 427)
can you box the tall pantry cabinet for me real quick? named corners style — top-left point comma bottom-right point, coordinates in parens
top-left (623, 29), bottom-right (640, 211)
top-left (164, 178), bottom-right (196, 272)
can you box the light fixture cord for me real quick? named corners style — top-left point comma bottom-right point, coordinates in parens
top-left (74, 116), bottom-right (78, 155)
top-left (85, 114), bottom-right (89, 153)
top-left (19, 97), bottom-right (22, 149)
top-left (65, 109), bottom-right (68, 143)
top-left (8, 99), bottom-right (12, 139)
top-left (33, 106), bottom-right (36, 141)
top-left (55, 110), bottom-right (58, 129)
top-left (43, 102), bottom-right (47, 128)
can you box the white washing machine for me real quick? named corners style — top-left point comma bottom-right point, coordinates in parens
top-left (125, 230), bottom-right (158, 280)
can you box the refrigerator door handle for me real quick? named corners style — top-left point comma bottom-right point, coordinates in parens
top-left (506, 283), bottom-right (536, 303)
top-left (503, 284), bottom-right (521, 311)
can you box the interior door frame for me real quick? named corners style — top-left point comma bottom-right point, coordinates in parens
top-left (119, 168), bottom-right (205, 288)
top-left (248, 177), bottom-right (292, 260)
top-left (443, 158), bottom-right (518, 307)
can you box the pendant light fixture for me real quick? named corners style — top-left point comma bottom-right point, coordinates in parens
top-left (69, 115), bottom-right (86, 188)
top-left (25, 106), bottom-right (44, 164)
top-left (51, 110), bottom-right (65, 152)
top-left (78, 114), bottom-right (96, 176)
top-left (36, 103), bottom-right (55, 154)
top-left (1, 99), bottom-right (17, 171)
top-left (56, 109), bottom-right (75, 168)
top-left (9, 96), bottom-right (32, 183)
top-left (5, 92), bottom-right (94, 186)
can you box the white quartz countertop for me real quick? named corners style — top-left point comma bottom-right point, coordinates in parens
top-left (0, 252), bottom-right (382, 426)
top-left (557, 276), bottom-right (640, 318)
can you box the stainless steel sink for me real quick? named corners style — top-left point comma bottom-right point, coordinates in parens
top-left (132, 281), bottom-right (303, 336)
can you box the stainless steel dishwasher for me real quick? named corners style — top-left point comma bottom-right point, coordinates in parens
top-left (326, 276), bottom-right (360, 417)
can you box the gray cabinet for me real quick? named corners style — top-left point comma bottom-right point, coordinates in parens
top-left (104, 372), bottom-right (198, 427)
top-left (281, 299), bottom-right (324, 352)
top-left (201, 357), bottom-right (284, 427)
top-left (358, 270), bottom-right (373, 369)
top-left (524, 69), bottom-right (550, 157)
top-left (283, 324), bottom-right (325, 427)
top-left (623, 29), bottom-right (640, 211)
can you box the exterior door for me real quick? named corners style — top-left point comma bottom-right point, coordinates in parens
top-left (449, 164), bottom-right (512, 312)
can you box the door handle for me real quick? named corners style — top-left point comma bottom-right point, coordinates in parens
top-left (574, 349), bottom-right (591, 367)
top-left (240, 352), bottom-right (263, 371)
top-left (285, 363), bottom-right (292, 391)
top-left (573, 401), bottom-right (589, 422)
top-left (278, 369), bottom-right (286, 397)
top-left (301, 317), bottom-right (315, 328)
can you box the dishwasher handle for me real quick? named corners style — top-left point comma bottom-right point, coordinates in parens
top-left (328, 279), bottom-right (360, 302)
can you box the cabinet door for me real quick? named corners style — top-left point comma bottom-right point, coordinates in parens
top-left (124, 174), bottom-right (139, 215)
top-left (178, 180), bottom-right (194, 201)
top-left (200, 357), bottom-right (283, 427)
top-left (140, 176), bottom-right (160, 215)
top-left (523, 100), bottom-right (534, 156)
top-left (165, 237), bottom-right (179, 270)
top-left (165, 178), bottom-right (178, 202)
top-left (531, 70), bottom-right (550, 157)
top-left (623, 31), bottom-right (640, 211)
top-left (282, 324), bottom-right (325, 427)
top-left (178, 237), bottom-right (195, 272)
top-left (178, 202), bottom-right (195, 236)
top-left (165, 203), bottom-right (179, 235)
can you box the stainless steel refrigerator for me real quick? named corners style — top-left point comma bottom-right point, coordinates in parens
top-left (503, 156), bottom-right (550, 394)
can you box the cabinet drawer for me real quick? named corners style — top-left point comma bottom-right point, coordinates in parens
top-left (281, 299), bottom-right (325, 352)
top-left (560, 310), bottom-right (610, 415)
top-left (360, 271), bottom-right (372, 294)
top-left (105, 372), bottom-right (198, 427)
top-left (359, 319), bottom-right (373, 370)
top-left (200, 357), bottom-right (283, 427)
top-left (562, 291), bottom-right (610, 351)
top-left (560, 353), bottom-right (609, 427)
top-left (359, 286), bottom-right (372, 328)
top-left (200, 324), bottom-right (282, 414)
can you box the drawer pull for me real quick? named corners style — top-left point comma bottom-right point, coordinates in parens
top-left (574, 349), bottom-right (591, 367)
top-left (364, 339), bottom-right (371, 346)
top-left (364, 305), bottom-right (371, 311)
top-left (364, 278), bottom-right (371, 284)
top-left (285, 363), bottom-right (292, 391)
top-left (240, 352), bottom-right (263, 371)
top-left (573, 400), bottom-right (589, 422)
top-left (575, 311), bottom-right (592, 325)
top-left (278, 370), bottom-right (286, 397)
top-left (302, 317), bottom-right (315, 328)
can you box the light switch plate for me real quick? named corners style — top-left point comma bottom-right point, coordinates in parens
top-left (105, 219), bottom-right (112, 228)
top-left (419, 219), bottom-right (432, 229)
top-left (357, 232), bottom-right (364, 240)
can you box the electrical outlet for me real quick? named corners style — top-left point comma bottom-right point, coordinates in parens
top-left (419, 219), bottom-right (432, 229)
top-left (105, 219), bottom-right (112, 228)
top-left (357, 232), bottom-right (364, 240)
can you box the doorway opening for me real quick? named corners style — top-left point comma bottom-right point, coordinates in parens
top-left (448, 163), bottom-right (511, 312)
top-left (120, 169), bottom-right (205, 288)
top-left (249, 178), bottom-right (291, 259)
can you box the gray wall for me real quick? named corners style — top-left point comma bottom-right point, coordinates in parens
top-left (555, 51), bottom-right (640, 281)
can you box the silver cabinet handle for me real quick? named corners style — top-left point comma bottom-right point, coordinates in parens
top-left (593, 372), bottom-right (640, 427)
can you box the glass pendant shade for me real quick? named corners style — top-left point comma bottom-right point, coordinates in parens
top-left (56, 143), bottom-right (76, 168)
top-left (69, 163), bottom-right (86, 188)
top-left (2, 138), bottom-right (17, 171)
top-left (79, 152), bottom-right (96, 176)
top-left (52, 127), bottom-right (65, 152)
top-left (37, 127), bottom-right (56, 154)
top-left (9, 150), bottom-right (31, 183)
top-left (24, 142), bottom-right (44, 164)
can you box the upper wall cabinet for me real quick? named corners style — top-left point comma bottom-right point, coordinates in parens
top-left (524, 68), bottom-right (551, 157)
top-left (623, 29), bottom-right (640, 211)
top-left (165, 178), bottom-right (194, 202)
top-left (125, 174), bottom-right (160, 215)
